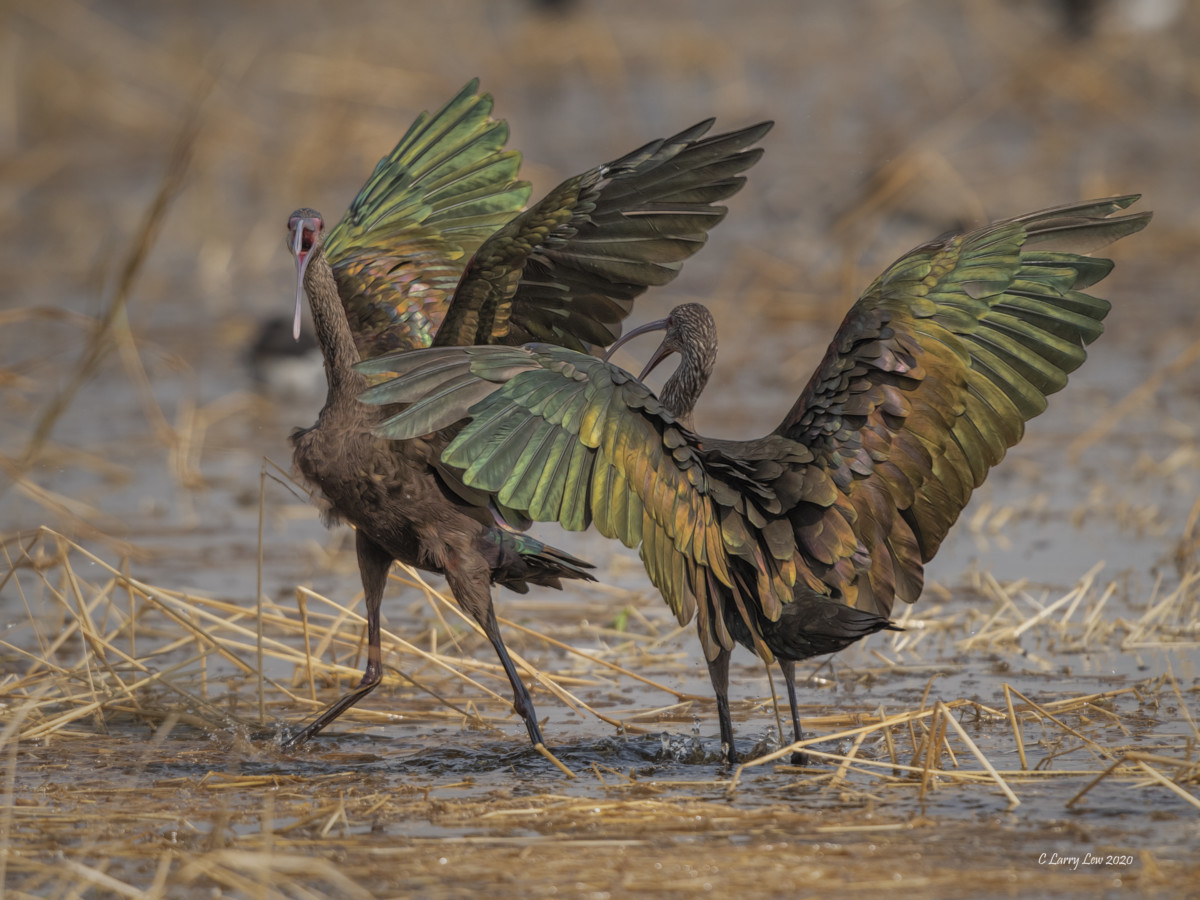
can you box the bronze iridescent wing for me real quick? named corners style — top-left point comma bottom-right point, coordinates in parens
top-left (771, 195), bottom-right (1152, 618)
top-left (358, 344), bottom-right (766, 639)
top-left (323, 80), bottom-right (531, 358)
top-left (432, 120), bottom-right (773, 352)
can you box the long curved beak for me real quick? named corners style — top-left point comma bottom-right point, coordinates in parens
top-left (290, 219), bottom-right (315, 341)
top-left (603, 317), bottom-right (677, 380)
top-left (636, 340), bottom-right (677, 382)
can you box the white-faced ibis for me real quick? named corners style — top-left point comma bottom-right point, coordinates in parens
top-left (285, 80), bottom-right (770, 749)
top-left (359, 195), bottom-right (1151, 762)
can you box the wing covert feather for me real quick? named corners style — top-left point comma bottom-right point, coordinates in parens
top-left (324, 80), bottom-right (532, 358)
top-left (364, 344), bottom-right (758, 629)
top-left (433, 121), bottom-right (773, 351)
top-left (771, 196), bottom-right (1150, 617)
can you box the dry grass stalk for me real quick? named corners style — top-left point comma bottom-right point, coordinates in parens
top-left (1123, 571), bottom-right (1200, 648)
top-left (4, 89), bottom-right (208, 494)
top-left (1066, 751), bottom-right (1200, 811)
top-left (917, 703), bottom-right (952, 804)
top-left (1068, 335), bottom-right (1200, 464)
top-left (727, 704), bottom-right (953, 795)
top-left (256, 462), bottom-right (268, 726)
top-left (0, 686), bottom-right (48, 890)
top-left (1004, 684), bottom-right (1120, 766)
top-left (826, 728), bottom-right (869, 790)
top-left (0, 526), bottom-right (711, 751)
top-left (1003, 683), bottom-right (1029, 770)
top-left (934, 701), bottom-right (1020, 808)
top-left (174, 849), bottom-right (377, 900)
top-left (534, 742), bottom-right (577, 778)
top-left (944, 562), bottom-right (1200, 656)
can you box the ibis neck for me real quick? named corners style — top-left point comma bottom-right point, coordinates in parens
top-left (660, 352), bottom-right (712, 430)
top-left (305, 252), bottom-right (366, 401)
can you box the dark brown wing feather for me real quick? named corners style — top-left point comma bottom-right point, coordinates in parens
top-left (360, 195), bottom-right (1150, 663)
top-left (770, 195), bottom-right (1151, 618)
top-left (432, 120), bottom-right (772, 351)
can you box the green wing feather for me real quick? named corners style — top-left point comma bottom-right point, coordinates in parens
top-left (771, 195), bottom-right (1151, 619)
top-left (432, 120), bottom-right (773, 351)
top-left (358, 195), bottom-right (1149, 663)
top-left (361, 345), bottom-right (749, 631)
top-left (323, 80), bottom-right (532, 358)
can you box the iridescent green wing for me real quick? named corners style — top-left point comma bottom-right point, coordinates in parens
top-left (358, 344), bottom-right (762, 632)
top-left (431, 121), bottom-right (772, 352)
top-left (770, 196), bottom-right (1151, 618)
top-left (324, 80), bottom-right (532, 358)
top-left (359, 196), bottom-right (1150, 664)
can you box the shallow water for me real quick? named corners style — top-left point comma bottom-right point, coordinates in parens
top-left (4, 1), bottom-right (1200, 897)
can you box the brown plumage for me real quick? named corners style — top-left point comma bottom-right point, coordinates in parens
top-left (283, 83), bottom-right (771, 748)
top-left (601, 304), bottom-right (902, 760)
top-left (361, 195), bottom-right (1151, 762)
top-left (287, 211), bottom-right (594, 748)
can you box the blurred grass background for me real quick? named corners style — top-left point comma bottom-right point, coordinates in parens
top-left (3, 0), bottom-right (1194, 334)
top-left (3, 0), bottom-right (1197, 479)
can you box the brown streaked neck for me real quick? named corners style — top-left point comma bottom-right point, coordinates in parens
top-left (305, 251), bottom-right (367, 402)
top-left (660, 349), bottom-right (712, 430)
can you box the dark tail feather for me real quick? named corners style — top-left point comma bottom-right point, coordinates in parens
top-left (524, 540), bottom-right (597, 584)
top-left (757, 594), bottom-right (900, 661)
top-left (489, 529), bottom-right (596, 591)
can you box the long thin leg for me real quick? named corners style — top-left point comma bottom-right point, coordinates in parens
top-left (481, 602), bottom-right (545, 746)
top-left (777, 658), bottom-right (808, 765)
top-left (705, 648), bottom-right (736, 764)
top-left (444, 562), bottom-right (545, 747)
top-left (281, 531), bottom-right (391, 750)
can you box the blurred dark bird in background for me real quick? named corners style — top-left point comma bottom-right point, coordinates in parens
top-left (247, 315), bottom-right (323, 399)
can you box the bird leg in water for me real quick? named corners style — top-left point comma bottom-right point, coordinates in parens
top-left (281, 531), bottom-right (390, 749)
top-left (706, 649), bottom-right (737, 764)
top-left (443, 554), bottom-right (546, 746)
top-left (360, 196), bottom-right (1150, 765)
top-left (776, 658), bottom-right (809, 766)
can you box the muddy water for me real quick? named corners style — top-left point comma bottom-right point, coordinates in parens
top-left (6, 243), bottom-right (1199, 895)
top-left (4, 1), bottom-right (1200, 896)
